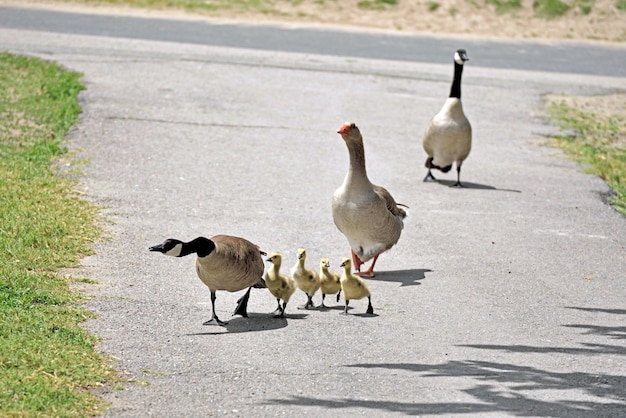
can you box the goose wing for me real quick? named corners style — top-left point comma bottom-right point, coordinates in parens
top-left (373, 185), bottom-right (407, 219)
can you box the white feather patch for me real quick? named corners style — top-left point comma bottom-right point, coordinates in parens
top-left (164, 243), bottom-right (183, 257)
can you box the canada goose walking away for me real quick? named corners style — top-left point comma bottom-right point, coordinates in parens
top-left (265, 252), bottom-right (296, 318)
top-left (149, 235), bottom-right (266, 326)
top-left (332, 122), bottom-right (407, 278)
top-left (423, 49), bottom-right (472, 187)
top-left (290, 248), bottom-right (321, 310)
top-left (318, 257), bottom-right (342, 309)
top-left (339, 257), bottom-right (374, 315)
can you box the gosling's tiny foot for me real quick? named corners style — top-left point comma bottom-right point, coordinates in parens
top-left (271, 307), bottom-right (284, 318)
top-left (297, 300), bottom-right (317, 310)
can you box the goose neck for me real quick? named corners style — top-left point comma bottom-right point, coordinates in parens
top-left (186, 237), bottom-right (215, 257)
top-left (345, 140), bottom-right (369, 185)
top-left (449, 62), bottom-right (464, 99)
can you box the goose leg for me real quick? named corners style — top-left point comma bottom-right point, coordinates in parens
top-left (453, 165), bottom-right (464, 188)
top-left (299, 293), bottom-right (316, 310)
top-left (317, 293), bottom-right (328, 309)
top-left (203, 291), bottom-right (227, 326)
top-left (356, 254), bottom-right (379, 278)
top-left (233, 287), bottom-right (252, 318)
top-left (424, 157), bottom-right (437, 182)
top-left (271, 298), bottom-right (284, 317)
top-left (351, 249), bottom-right (364, 272)
top-left (336, 289), bottom-right (342, 302)
top-left (366, 296), bottom-right (374, 315)
top-left (343, 299), bottom-right (350, 315)
top-left (424, 168), bottom-right (437, 182)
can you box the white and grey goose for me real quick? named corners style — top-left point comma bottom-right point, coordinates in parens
top-left (423, 48), bottom-right (472, 187)
top-left (149, 235), bottom-right (266, 326)
top-left (332, 122), bottom-right (407, 278)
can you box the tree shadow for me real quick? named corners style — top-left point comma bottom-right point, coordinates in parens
top-left (371, 268), bottom-right (432, 287)
top-left (565, 306), bottom-right (626, 315)
top-left (333, 360), bottom-right (625, 417)
top-left (459, 342), bottom-right (626, 356)
top-left (264, 357), bottom-right (626, 417)
top-left (263, 305), bottom-right (626, 416)
top-left (563, 324), bottom-right (626, 340)
top-left (432, 179), bottom-right (521, 193)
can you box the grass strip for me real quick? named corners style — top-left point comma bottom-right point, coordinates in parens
top-left (546, 97), bottom-right (626, 216)
top-left (0, 51), bottom-right (115, 416)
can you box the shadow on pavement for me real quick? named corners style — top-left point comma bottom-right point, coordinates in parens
top-left (433, 179), bottom-right (521, 193)
top-left (263, 305), bottom-right (626, 416)
top-left (372, 268), bottom-right (432, 286)
top-left (183, 312), bottom-right (310, 334)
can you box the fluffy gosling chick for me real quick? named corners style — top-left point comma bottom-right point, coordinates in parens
top-left (290, 248), bottom-right (321, 310)
top-left (340, 257), bottom-right (374, 315)
top-left (318, 257), bottom-right (342, 308)
top-left (265, 252), bottom-right (296, 318)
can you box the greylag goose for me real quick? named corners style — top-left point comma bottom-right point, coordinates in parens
top-left (332, 122), bottom-right (407, 278)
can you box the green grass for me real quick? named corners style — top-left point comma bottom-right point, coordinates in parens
top-left (0, 52), bottom-right (115, 416)
top-left (547, 99), bottom-right (626, 216)
top-left (357, 0), bottom-right (398, 10)
top-left (485, 0), bottom-right (522, 14)
top-left (533, 0), bottom-right (571, 18)
top-left (617, 0), bottom-right (626, 10)
top-left (426, 1), bottom-right (440, 11)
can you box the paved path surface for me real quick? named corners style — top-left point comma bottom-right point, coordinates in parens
top-left (1, 8), bottom-right (626, 417)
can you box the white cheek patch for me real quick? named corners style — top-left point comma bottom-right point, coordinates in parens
top-left (454, 52), bottom-right (464, 65)
top-left (164, 243), bottom-right (183, 257)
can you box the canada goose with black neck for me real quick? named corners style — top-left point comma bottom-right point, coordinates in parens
top-left (423, 49), bottom-right (472, 187)
top-left (149, 235), bottom-right (266, 326)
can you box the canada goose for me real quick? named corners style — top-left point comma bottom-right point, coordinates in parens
top-left (332, 122), bottom-right (407, 278)
top-left (318, 257), bottom-right (342, 308)
top-left (148, 235), bottom-right (266, 326)
top-left (265, 252), bottom-right (296, 318)
top-left (290, 248), bottom-right (321, 310)
top-left (339, 257), bottom-right (374, 315)
top-left (423, 49), bottom-right (472, 187)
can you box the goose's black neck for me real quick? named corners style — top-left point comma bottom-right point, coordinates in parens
top-left (449, 61), bottom-right (464, 99)
top-left (184, 237), bottom-right (216, 257)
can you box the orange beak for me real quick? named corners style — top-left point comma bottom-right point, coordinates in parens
top-left (337, 124), bottom-right (350, 135)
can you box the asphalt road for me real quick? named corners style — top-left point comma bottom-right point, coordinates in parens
top-left (1, 5), bottom-right (626, 417)
top-left (2, 4), bottom-right (626, 77)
